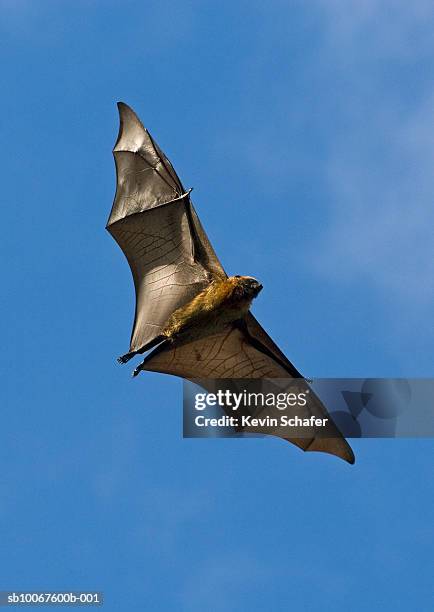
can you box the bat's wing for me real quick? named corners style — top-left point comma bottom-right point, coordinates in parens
top-left (106, 102), bottom-right (225, 354)
top-left (139, 315), bottom-right (355, 464)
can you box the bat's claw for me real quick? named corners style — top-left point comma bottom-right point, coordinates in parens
top-left (132, 366), bottom-right (142, 377)
top-left (118, 352), bottom-right (134, 364)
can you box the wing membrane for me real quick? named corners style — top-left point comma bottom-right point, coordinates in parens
top-left (141, 325), bottom-right (355, 463)
top-left (107, 103), bottom-right (224, 352)
top-left (109, 201), bottom-right (210, 351)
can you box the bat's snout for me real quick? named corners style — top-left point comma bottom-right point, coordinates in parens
top-left (245, 277), bottom-right (263, 297)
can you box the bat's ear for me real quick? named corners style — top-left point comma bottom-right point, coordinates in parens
top-left (114, 102), bottom-right (148, 153)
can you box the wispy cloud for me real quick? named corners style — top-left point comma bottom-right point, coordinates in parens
top-left (179, 552), bottom-right (271, 612)
top-left (135, 486), bottom-right (212, 557)
top-left (308, 1), bottom-right (434, 308)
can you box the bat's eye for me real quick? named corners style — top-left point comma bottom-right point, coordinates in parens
top-left (234, 275), bottom-right (241, 278)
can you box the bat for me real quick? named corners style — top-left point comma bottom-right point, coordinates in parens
top-left (106, 102), bottom-right (355, 465)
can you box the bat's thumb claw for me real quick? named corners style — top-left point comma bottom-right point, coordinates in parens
top-left (132, 368), bottom-right (140, 378)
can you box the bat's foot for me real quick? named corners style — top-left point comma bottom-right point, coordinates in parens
top-left (119, 335), bottom-right (166, 365)
top-left (132, 366), bottom-right (142, 378)
top-left (117, 352), bottom-right (136, 364)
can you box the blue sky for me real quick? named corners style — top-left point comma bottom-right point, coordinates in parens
top-left (1, 1), bottom-right (433, 610)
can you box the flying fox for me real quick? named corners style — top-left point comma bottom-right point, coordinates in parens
top-left (106, 102), bottom-right (355, 464)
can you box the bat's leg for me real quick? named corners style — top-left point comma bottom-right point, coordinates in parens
top-left (132, 361), bottom-right (145, 377)
top-left (132, 339), bottom-right (172, 377)
top-left (117, 335), bottom-right (167, 364)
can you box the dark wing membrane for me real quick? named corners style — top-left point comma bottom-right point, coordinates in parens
top-left (140, 324), bottom-right (355, 464)
top-left (107, 103), bottom-right (225, 352)
top-left (107, 102), bottom-right (184, 225)
top-left (245, 313), bottom-right (303, 377)
top-left (188, 204), bottom-right (227, 281)
top-left (108, 201), bottom-right (212, 352)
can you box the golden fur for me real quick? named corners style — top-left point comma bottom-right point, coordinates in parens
top-left (163, 276), bottom-right (257, 340)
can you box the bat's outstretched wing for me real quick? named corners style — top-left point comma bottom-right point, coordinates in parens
top-left (138, 313), bottom-right (355, 464)
top-left (106, 102), bottom-right (225, 354)
top-left (107, 103), bottom-right (355, 464)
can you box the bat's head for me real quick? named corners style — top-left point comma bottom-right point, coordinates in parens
top-left (232, 275), bottom-right (263, 299)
